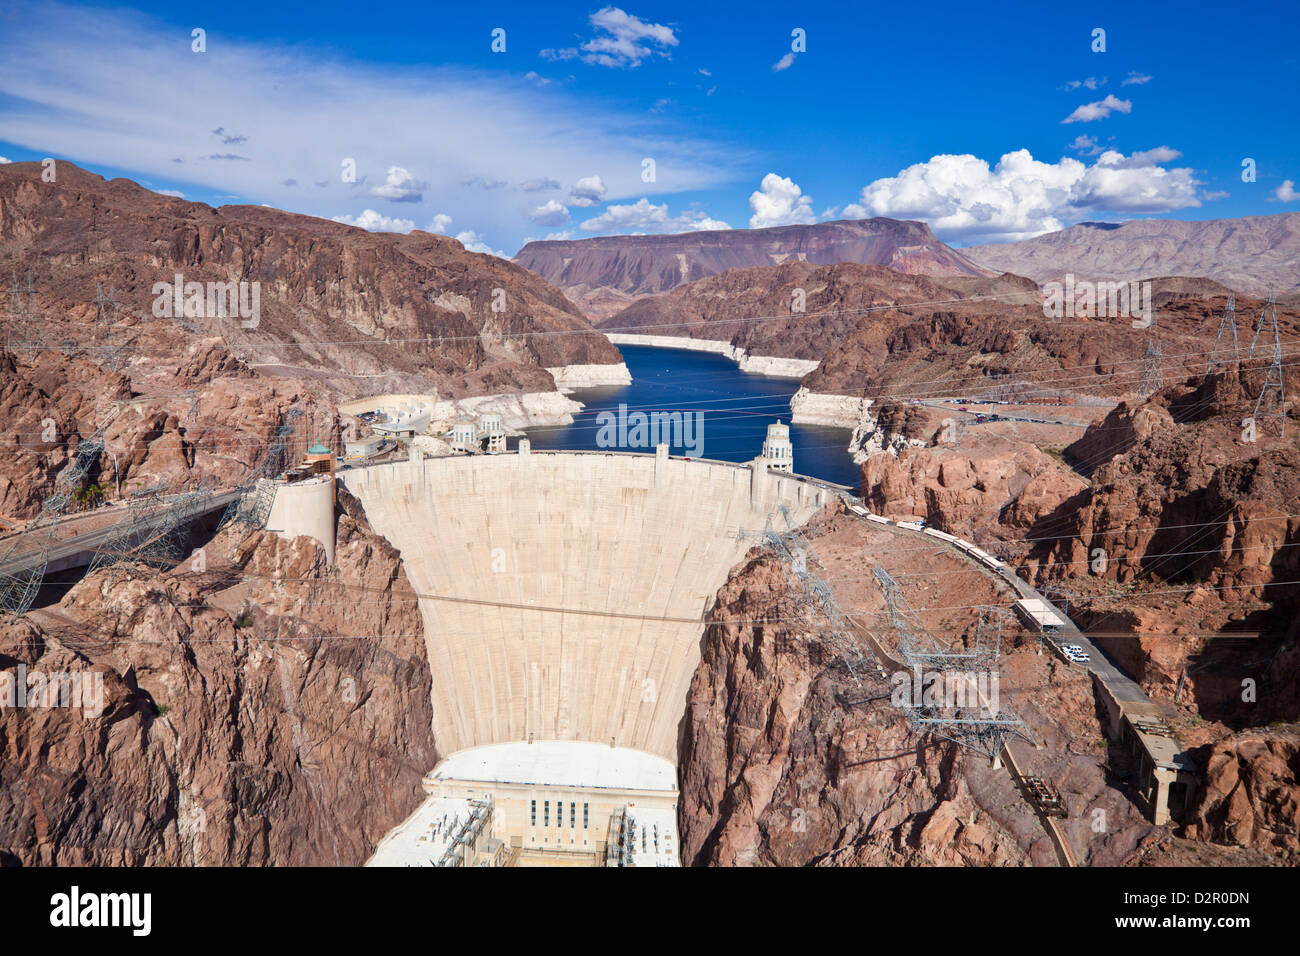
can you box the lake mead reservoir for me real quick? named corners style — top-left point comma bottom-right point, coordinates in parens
top-left (523, 344), bottom-right (860, 487)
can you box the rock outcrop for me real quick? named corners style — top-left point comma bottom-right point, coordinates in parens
top-left (0, 160), bottom-right (620, 393)
top-left (677, 550), bottom-right (1028, 867)
top-left (0, 490), bottom-right (435, 865)
top-left (1183, 730), bottom-right (1299, 853)
top-left (861, 436), bottom-right (1086, 543)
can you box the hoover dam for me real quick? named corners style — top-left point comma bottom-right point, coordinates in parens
top-left (339, 443), bottom-right (839, 864)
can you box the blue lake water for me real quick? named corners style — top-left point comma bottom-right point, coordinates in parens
top-left (522, 344), bottom-right (861, 488)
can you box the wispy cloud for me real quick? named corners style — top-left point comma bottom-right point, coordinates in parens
top-left (0, 2), bottom-right (737, 253)
top-left (540, 7), bottom-right (678, 69)
top-left (1062, 94), bottom-right (1132, 124)
top-left (1065, 76), bottom-right (1106, 91)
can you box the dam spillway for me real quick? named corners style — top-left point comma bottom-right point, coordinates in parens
top-left (339, 448), bottom-right (834, 762)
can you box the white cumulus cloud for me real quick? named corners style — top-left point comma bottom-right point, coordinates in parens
top-left (427, 213), bottom-right (454, 233)
top-left (367, 165), bottom-right (426, 202)
top-left (455, 230), bottom-right (506, 257)
top-left (1270, 179), bottom-right (1299, 203)
top-left (331, 209), bottom-right (416, 233)
top-left (568, 174), bottom-right (608, 207)
top-left (528, 199), bottom-right (570, 226)
top-left (843, 147), bottom-right (1210, 243)
top-left (579, 197), bottom-right (727, 234)
top-left (748, 173), bottom-right (815, 228)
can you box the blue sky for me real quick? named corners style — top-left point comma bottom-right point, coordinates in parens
top-left (0, 0), bottom-right (1296, 256)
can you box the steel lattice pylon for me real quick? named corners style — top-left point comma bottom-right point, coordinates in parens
top-left (737, 506), bottom-right (875, 685)
top-left (0, 411), bottom-right (114, 618)
top-left (1248, 293), bottom-right (1289, 439)
top-left (219, 408), bottom-right (304, 532)
top-left (1248, 292), bottom-right (1280, 359)
top-left (87, 488), bottom-right (214, 573)
top-left (1206, 294), bottom-right (1240, 373)
top-left (871, 566), bottom-right (998, 671)
top-left (871, 567), bottom-right (1032, 759)
top-left (1140, 336), bottom-right (1164, 396)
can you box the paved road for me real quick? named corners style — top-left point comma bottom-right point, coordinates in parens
top-left (843, 503), bottom-right (1192, 774)
top-left (0, 490), bottom-right (240, 577)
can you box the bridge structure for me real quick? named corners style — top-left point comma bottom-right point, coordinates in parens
top-left (0, 490), bottom-right (240, 601)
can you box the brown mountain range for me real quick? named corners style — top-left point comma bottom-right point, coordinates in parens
top-left (0, 160), bottom-right (621, 397)
top-left (515, 218), bottom-right (994, 319)
top-left (0, 161), bottom-right (623, 522)
top-left (598, 259), bottom-right (1300, 401)
top-left (963, 213), bottom-right (1300, 297)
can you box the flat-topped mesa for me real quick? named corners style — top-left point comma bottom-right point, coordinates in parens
top-left (338, 450), bottom-right (834, 760)
top-left (517, 218), bottom-right (993, 320)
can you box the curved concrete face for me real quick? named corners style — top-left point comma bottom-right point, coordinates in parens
top-left (340, 452), bottom-right (830, 761)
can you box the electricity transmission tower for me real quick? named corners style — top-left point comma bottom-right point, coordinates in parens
top-left (220, 407), bottom-right (305, 530)
top-left (1250, 294), bottom-right (1287, 438)
top-left (1248, 292), bottom-right (1279, 359)
top-left (5, 269), bottom-right (39, 354)
top-left (1139, 304), bottom-right (1164, 397)
top-left (87, 488), bottom-right (214, 573)
top-left (737, 506), bottom-right (875, 685)
top-left (871, 566), bottom-right (1031, 760)
top-left (1206, 294), bottom-right (1240, 373)
top-left (0, 415), bottom-right (111, 619)
top-left (1140, 338), bottom-right (1164, 396)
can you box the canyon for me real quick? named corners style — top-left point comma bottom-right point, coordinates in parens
top-left (1, 161), bottom-right (1297, 868)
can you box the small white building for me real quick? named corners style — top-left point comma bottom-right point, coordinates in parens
top-left (372, 403), bottom-right (431, 439)
top-left (762, 420), bottom-right (794, 473)
top-left (344, 436), bottom-right (389, 459)
top-left (478, 413), bottom-right (505, 453)
top-left (449, 421), bottom-right (478, 453)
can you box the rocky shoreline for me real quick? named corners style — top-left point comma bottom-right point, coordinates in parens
top-left (545, 362), bottom-right (632, 392)
top-left (605, 333), bottom-right (820, 378)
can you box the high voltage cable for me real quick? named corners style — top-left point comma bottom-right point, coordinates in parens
top-left (8, 342), bottom-right (1295, 455)
top-left (10, 288), bottom-right (1295, 358)
top-left (9, 565), bottom-right (1296, 655)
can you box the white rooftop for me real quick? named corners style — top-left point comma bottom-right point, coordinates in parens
top-left (365, 795), bottom-right (476, 867)
top-left (431, 741), bottom-right (677, 793)
top-left (1015, 597), bottom-right (1067, 627)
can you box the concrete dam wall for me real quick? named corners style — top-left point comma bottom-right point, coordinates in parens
top-left (340, 450), bottom-right (833, 761)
